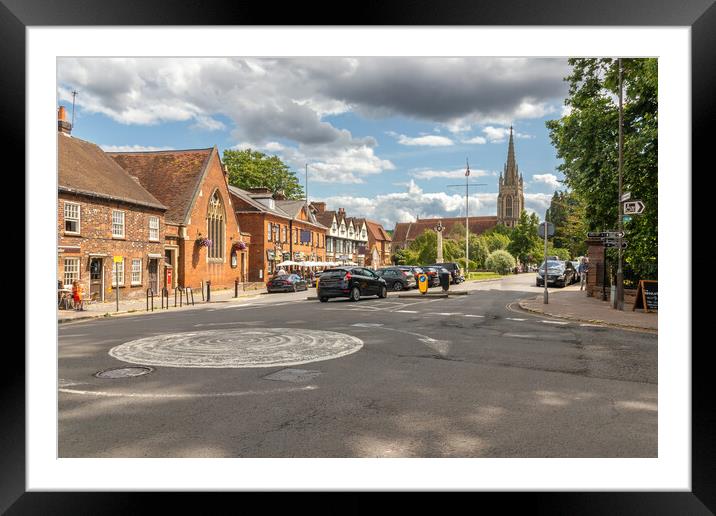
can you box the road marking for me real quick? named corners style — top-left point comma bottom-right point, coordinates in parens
top-left (395, 310), bottom-right (418, 313)
top-left (351, 323), bottom-right (384, 327)
top-left (426, 312), bottom-right (462, 316)
top-left (541, 320), bottom-right (569, 325)
top-left (503, 333), bottom-right (537, 339)
top-left (506, 317), bottom-right (527, 321)
top-left (60, 385), bottom-right (318, 399)
top-left (580, 323), bottom-right (603, 327)
top-left (463, 314), bottom-right (485, 318)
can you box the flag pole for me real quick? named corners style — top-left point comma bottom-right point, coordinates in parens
top-left (465, 158), bottom-right (470, 276)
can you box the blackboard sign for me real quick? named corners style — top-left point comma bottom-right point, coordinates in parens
top-left (633, 280), bottom-right (658, 312)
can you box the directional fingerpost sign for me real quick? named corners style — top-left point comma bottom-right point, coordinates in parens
top-left (538, 222), bottom-right (555, 238)
top-left (621, 191), bottom-right (631, 202)
top-left (588, 231), bottom-right (624, 239)
top-left (623, 200), bottom-right (645, 215)
top-left (605, 241), bottom-right (628, 249)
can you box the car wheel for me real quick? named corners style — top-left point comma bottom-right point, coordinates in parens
top-left (319, 297), bottom-right (328, 303)
top-left (378, 286), bottom-right (387, 298)
top-left (350, 287), bottom-right (361, 302)
top-left (393, 282), bottom-right (403, 291)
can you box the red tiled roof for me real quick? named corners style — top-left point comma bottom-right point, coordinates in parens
top-left (365, 220), bottom-right (391, 242)
top-left (392, 216), bottom-right (498, 246)
top-left (109, 148), bottom-right (214, 224)
top-left (58, 134), bottom-right (166, 211)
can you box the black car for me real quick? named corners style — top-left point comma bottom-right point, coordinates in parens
top-left (375, 267), bottom-right (416, 291)
top-left (317, 267), bottom-right (388, 302)
top-left (429, 262), bottom-right (464, 284)
top-left (267, 274), bottom-right (308, 293)
top-left (535, 260), bottom-right (577, 288)
top-left (419, 266), bottom-right (442, 287)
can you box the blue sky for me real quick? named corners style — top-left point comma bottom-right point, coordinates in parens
top-left (57, 57), bottom-right (571, 228)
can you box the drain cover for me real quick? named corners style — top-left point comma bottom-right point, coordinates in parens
top-left (95, 366), bottom-right (154, 379)
top-left (263, 368), bottom-right (321, 383)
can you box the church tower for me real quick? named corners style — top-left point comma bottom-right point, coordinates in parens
top-left (496, 126), bottom-right (525, 228)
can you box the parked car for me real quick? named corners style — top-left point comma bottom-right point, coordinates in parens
top-left (430, 262), bottom-right (464, 284)
top-left (569, 261), bottom-right (581, 284)
top-left (419, 266), bottom-right (442, 287)
top-left (267, 274), bottom-right (308, 293)
top-left (317, 266), bottom-right (388, 302)
top-left (536, 260), bottom-right (577, 288)
top-left (398, 266), bottom-right (424, 286)
top-left (375, 267), bottom-right (416, 291)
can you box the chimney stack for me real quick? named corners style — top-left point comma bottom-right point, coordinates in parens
top-left (312, 202), bottom-right (326, 213)
top-left (57, 106), bottom-right (72, 134)
top-left (338, 207), bottom-right (346, 217)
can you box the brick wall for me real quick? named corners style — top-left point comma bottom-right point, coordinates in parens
top-left (179, 153), bottom-right (248, 290)
top-left (58, 192), bottom-right (165, 300)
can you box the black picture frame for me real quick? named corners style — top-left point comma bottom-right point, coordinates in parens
top-left (7, 0), bottom-right (711, 512)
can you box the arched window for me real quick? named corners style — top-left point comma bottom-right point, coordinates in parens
top-left (505, 195), bottom-right (513, 219)
top-left (207, 190), bottom-right (225, 260)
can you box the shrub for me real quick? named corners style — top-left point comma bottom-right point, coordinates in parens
top-left (485, 250), bottom-right (516, 275)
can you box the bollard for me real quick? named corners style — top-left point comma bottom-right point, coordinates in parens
top-left (235, 279), bottom-right (239, 298)
top-left (187, 287), bottom-right (195, 306)
top-left (175, 287), bottom-right (180, 307)
top-left (206, 280), bottom-right (211, 302)
top-left (200, 281), bottom-right (205, 301)
top-left (146, 288), bottom-right (154, 312)
top-left (162, 288), bottom-right (169, 309)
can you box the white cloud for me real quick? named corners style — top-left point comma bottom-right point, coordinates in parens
top-left (532, 173), bottom-right (561, 189)
top-left (461, 136), bottom-right (487, 144)
top-left (317, 180), bottom-right (498, 228)
top-left (395, 134), bottom-right (454, 147)
top-left (482, 126), bottom-right (533, 143)
top-left (99, 144), bottom-right (174, 152)
top-left (191, 115), bottom-right (226, 131)
top-left (411, 168), bottom-right (489, 180)
top-left (524, 193), bottom-right (553, 215)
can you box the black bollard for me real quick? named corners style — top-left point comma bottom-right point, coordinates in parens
top-left (206, 280), bottom-right (211, 302)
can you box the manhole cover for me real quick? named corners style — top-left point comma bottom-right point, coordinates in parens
top-left (263, 368), bottom-right (322, 383)
top-left (95, 366), bottom-right (154, 379)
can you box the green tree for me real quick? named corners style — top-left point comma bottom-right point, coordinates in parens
top-left (485, 250), bottom-right (516, 275)
top-left (546, 58), bottom-right (657, 280)
top-left (546, 190), bottom-right (588, 258)
top-left (392, 248), bottom-right (409, 265)
top-left (447, 222), bottom-right (466, 240)
top-left (468, 235), bottom-right (490, 269)
top-left (482, 232), bottom-right (511, 253)
top-left (507, 211), bottom-right (541, 266)
top-left (223, 148), bottom-right (305, 199)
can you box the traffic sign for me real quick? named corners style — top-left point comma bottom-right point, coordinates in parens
top-left (587, 231), bottom-right (624, 239)
top-left (605, 241), bottom-right (628, 249)
top-left (620, 191), bottom-right (631, 202)
top-left (538, 222), bottom-right (555, 238)
top-left (623, 200), bottom-right (645, 215)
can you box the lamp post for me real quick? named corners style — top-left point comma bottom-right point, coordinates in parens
top-left (446, 159), bottom-right (485, 277)
top-left (616, 58), bottom-right (625, 310)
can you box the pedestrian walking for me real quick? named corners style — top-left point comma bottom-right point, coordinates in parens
top-left (578, 257), bottom-right (590, 291)
top-left (72, 280), bottom-right (84, 311)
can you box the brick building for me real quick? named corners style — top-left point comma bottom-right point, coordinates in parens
top-left (229, 186), bottom-right (327, 281)
top-left (391, 216), bottom-right (498, 250)
top-left (364, 220), bottom-right (392, 269)
top-left (57, 109), bottom-right (167, 301)
top-left (109, 147), bottom-right (250, 292)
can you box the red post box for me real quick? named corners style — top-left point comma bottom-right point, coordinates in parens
top-left (165, 266), bottom-right (173, 288)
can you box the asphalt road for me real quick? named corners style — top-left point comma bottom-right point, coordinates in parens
top-left (58, 273), bottom-right (657, 458)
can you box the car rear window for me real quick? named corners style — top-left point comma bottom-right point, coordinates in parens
top-left (321, 269), bottom-right (347, 278)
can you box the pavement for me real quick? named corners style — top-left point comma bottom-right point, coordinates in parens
top-left (518, 283), bottom-right (657, 332)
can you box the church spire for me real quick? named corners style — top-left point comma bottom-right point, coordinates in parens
top-left (504, 125), bottom-right (517, 184)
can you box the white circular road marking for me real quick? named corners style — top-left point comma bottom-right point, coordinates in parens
top-left (109, 328), bottom-right (363, 369)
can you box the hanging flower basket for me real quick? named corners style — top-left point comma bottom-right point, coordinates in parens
top-left (196, 237), bottom-right (213, 248)
top-left (232, 241), bottom-right (247, 251)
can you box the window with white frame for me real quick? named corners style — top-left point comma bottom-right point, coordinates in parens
top-left (64, 202), bottom-right (80, 234)
top-left (112, 210), bottom-right (125, 238)
top-left (148, 216), bottom-right (159, 241)
top-left (63, 257), bottom-right (79, 288)
top-left (282, 225), bottom-right (287, 243)
top-left (112, 258), bottom-right (125, 286)
top-left (207, 191), bottom-right (225, 260)
top-left (131, 258), bottom-right (142, 285)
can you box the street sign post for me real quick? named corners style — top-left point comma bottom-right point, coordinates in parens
top-left (538, 222), bottom-right (555, 239)
top-left (604, 241), bottom-right (628, 249)
top-left (620, 191), bottom-right (631, 202)
top-left (587, 231), bottom-right (624, 239)
top-left (623, 200), bottom-right (645, 215)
